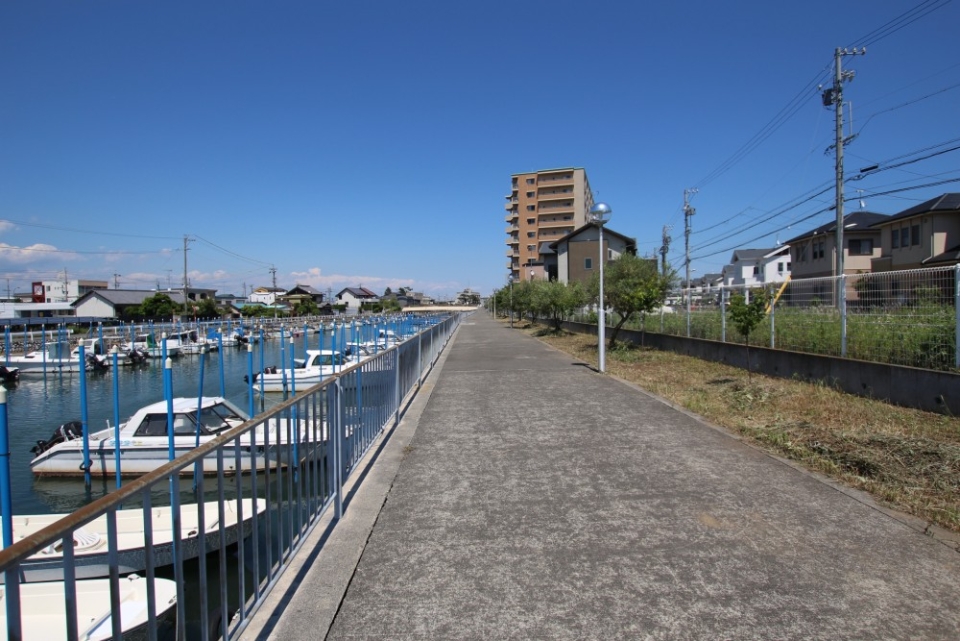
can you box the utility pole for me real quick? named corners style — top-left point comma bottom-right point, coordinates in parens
top-left (270, 265), bottom-right (277, 290)
top-left (660, 225), bottom-right (672, 276)
top-left (823, 47), bottom-right (865, 293)
top-left (683, 189), bottom-right (697, 337)
top-left (182, 235), bottom-right (193, 317)
top-left (113, 273), bottom-right (121, 289)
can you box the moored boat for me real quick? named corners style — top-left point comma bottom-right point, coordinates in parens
top-left (249, 349), bottom-right (354, 393)
top-left (29, 396), bottom-right (320, 477)
top-left (0, 574), bottom-right (177, 641)
top-left (2, 498), bottom-right (264, 582)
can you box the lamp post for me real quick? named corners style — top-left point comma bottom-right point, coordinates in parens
top-left (508, 274), bottom-right (514, 328)
top-left (590, 202), bottom-right (612, 372)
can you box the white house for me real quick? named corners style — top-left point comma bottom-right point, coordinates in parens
top-left (336, 287), bottom-right (379, 314)
top-left (249, 287), bottom-right (286, 306)
top-left (721, 247), bottom-right (791, 288)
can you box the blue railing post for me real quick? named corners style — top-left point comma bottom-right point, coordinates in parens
top-left (217, 328), bottom-right (225, 397)
top-left (3, 326), bottom-right (9, 366)
top-left (247, 343), bottom-right (255, 418)
top-left (0, 387), bottom-right (21, 641)
top-left (79, 344), bottom-right (92, 486)
top-left (111, 346), bottom-right (121, 488)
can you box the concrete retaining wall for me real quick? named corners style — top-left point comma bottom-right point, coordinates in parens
top-left (561, 321), bottom-right (960, 415)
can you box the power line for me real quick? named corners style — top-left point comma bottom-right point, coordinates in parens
top-left (847, 0), bottom-right (953, 49)
top-left (0, 218), bottom-right (180, 240)
top-left (193, 235), bottom-right (274, 267)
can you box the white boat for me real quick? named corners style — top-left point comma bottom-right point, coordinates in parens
top-left (251, 349), bottom-right (354, 393)
top-left (120, 333), bottom-right (181, 359)
top-left (168, 329), bottom-right (215, 355)
top-left (6, 340), bottom-right (108, 375)
top-left (29, 396), bottom-right (318, 477)
top-left (0, 574), bottom-right (177, 641)
top-left (3, 498), bottom-right (264, 582)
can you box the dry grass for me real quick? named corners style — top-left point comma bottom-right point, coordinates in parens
top-left (520, 321), bottom-right (960, 533)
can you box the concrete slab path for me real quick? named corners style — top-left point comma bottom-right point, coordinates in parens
top-left (244, 312), bottom-right (960, 640)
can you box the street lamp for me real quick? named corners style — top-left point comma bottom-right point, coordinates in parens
top-left (508, 274), bottom-right (514, 328)
top-left (590, 202), bottom-right (612, 372)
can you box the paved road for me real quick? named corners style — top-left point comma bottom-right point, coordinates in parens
top-left (244, 312), bottom-right (960, 640)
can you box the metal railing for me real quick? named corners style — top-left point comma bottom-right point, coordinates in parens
top-left (651, 265), bottom-right (960, 370)
top-left (0, 312), bottom-right (463, 640)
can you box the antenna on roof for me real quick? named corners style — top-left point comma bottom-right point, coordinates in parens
top-left (857, 189), bottom-right (866, 210)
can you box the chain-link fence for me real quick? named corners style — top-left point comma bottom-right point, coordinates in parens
top-left (622, 265), bottom-right (959, 372)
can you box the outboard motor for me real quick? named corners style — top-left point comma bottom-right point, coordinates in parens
top-left (32, 420), bottom-right (84, 456)
top-left (0, 366), bottom-right (20, 384)
top-left (86, 353), bottom-right (108, 371)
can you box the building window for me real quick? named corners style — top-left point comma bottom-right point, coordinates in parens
top-left (778, 262), bottom-right (784, 273)
top-left (584, 258), bottom-right (593, 270)
top-left (526, 232), bottom-right (535, 238)
top-left (526, 205), bottom-right (535, 211)
top-left (526, 191), bottom-right (535, 198)
top-left (526, 218), bottom-right (535, 224)
top-left (892, 228), bottom-right (899, 249)
top-left (848, 239), bottom-right (873, 256)
top-left (753, 265), bottom-right (760, 276)
top-left (901, 227), bottom-right (910, 248)
top-left (527, 245), bottom-right (535, 251)
top-left (526, 178), bottom-right (535, 185)
top-left (911, 224), bottom-right (920, 246)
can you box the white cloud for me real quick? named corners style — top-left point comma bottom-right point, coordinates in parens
top-left (0, 243), bottom-right (81, 264)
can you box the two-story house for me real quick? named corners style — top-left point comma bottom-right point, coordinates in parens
top-left (786, 211), bottom-right (888, 278)
top-left (336, 287), bottom-right (379, 313)
top-left (721, 247), bottom-right (791, 287)
top-left (870, 193), bottom-right (960, 272)
top-left (546, 223), bottom-right (637, 285)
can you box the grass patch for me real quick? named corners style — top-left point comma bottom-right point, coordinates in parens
top-left (516, 321), bottom-right (960, 533)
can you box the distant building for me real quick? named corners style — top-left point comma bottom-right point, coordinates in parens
top-left (505, 168), bottom-right (595, 283)
top-left (336, 287), bottom-right (379, 314)
top-left (249, 287), bottom-right (286, 306)
top-left (72, 289), bottom-right (188, 319)
top-left (31, 279), bottom-right (108, 303)
top-left (870, 193), bottom-right (960, 271)
top-left (786, 211), bottom-right (888, 279)
top-left (721, 247), bottom-right (791, 287)
top-left (455, 288), bottom-right (482, 306)
top-left (547, 223), bottom-right (637, 285)
top-left (283, 284), bottom-right (325, 307)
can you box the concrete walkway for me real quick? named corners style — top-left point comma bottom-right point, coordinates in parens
top-left (244, 312), bottom-right (960, 640)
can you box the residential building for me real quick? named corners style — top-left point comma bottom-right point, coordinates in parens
top-left (249, 287), bottom-right (286, 306)
top-left (721, 247), bottom-right (791, 287)
top-left (505, 167), bottom-right (595, 283)
top-left (282, 284), bottom-right (325, 308)
top-left (336, 287), bottom-right (379, 314)
top-left (786, 211), bottom-right (888, 279)
top-left (455, 288), bottom-right (482, 306)
top-left (870, 193), bottom-right (960, 271)
top-left (31, 279), bottom-right (108, 303)
top-left (548, 223), bottom-right (637, 285)
top-left (72, 289), bottom-right (188, 319)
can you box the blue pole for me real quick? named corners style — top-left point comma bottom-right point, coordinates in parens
top-left (0, 388), bottom-right (13, 547)
top-left (98, 322), bottom-right (104, 355)
top-left (40, 323), bottom-right (47, 375)
top-left (280, 327), bottom-right (288, 398)
top-left (165, 358), bottom-right (175, 462)
top-left (79, 345), bottom-right (92, 486)
top-left (217, 329), bottom-right (225, 397)
top-left (194, 350), bottom-right (206, 491)
top-left (303, 323), bottom-right (308, 361)
top-left (111, 347), bottom-right (121, 489)
top-left (246, 344), bottom-right (255, 418)
top-left (258, 326), bottom-right (265, 399)
top-left (3, 326), bottom-right (8, 366)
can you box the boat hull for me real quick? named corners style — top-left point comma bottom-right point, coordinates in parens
top-left (3, 499), bottom-right (264, 582)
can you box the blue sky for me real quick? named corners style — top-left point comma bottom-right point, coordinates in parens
top-left (1, 1), bottom-right (957, 299)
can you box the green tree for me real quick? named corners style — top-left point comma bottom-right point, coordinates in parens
top-left (136, 293), bottom-right (177, 319)
top-left (530, 280), bottom-right (587, 331)
top-left (728, 288), bottom-right (771, 377)
top-left (196, 297), bottom-right (222, 319)
top-left (293, 299), bottom-right (320, 316)
top-left (591, 255), bottom-right (673, 348)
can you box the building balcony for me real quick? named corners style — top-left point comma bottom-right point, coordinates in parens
top-left (537, 190), bottom-right (574, 202)
top-left (537, 172), bottom-right (574, 185)
top-left (505, 224), bottom-right (519, 233)
top-left (504, 201), bottom-right (519, 212)
top-left (505, 211), bottom-right (518, 222)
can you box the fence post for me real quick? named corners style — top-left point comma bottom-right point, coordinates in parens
top-left (955, 264), bottom-right (959, 369)
top-left (840, 274), bottom-right (848, 358)
top-left (770, 288), bottom-right (776, 349)
top-left (720, 287), bottom-right (726, 343)
top-left (685, 286), bottom-right (691, 338)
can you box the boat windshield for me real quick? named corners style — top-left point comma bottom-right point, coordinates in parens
top-left (132, 403), bottom-right (245, 437)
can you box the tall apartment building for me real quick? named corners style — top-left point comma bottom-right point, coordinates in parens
top-left (505, 167), bottom-right (594, 282)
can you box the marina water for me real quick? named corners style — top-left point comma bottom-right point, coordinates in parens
top-left (4, 337), bottom-right (304, 516)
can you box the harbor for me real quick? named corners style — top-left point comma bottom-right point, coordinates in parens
top-left (0, 312), bottom-right (458, 640)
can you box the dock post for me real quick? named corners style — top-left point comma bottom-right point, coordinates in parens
top-left (79, 344), bottom-right (92, 486)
